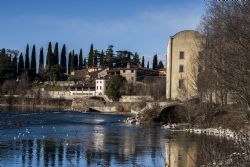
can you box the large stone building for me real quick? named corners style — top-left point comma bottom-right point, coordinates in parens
top-left (166, 30), bottom-right (203, 100)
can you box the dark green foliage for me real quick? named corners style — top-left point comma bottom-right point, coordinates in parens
top-left (106, 45), bottom-right (114, 68)
top-left (83, 58), bottom-right (87, 68)
top-left (60, 44), bottom-right (67, 73)
top-left (68, 52), bottom-right (74, 74)
top-left (79, 49), bottom-right (83, 69)
top-left (18, 53), bottom-right (24, 76)
top-left (46, 64), bottom-right (63, 81)
top-left (0, 52), bottom-right (16, 84)
top-left (147, 61), bottom-right (149, 68)
top-left (74, 53), bottom-right (78, 70)
top-left (99, 50), bottom-right (104, 67)
top-left (93, 50), bottom-right (99, 67)
top-left (133, 52), bottom-right (140, 66)
top-left (25, 44), bottom-right (30, 70)
top-left (142, 56), bottom-right (145, 67)
top-left (116, 50), bottom-right (128, 68)
top-left (158, 60), bottom-right (164, 69)
top-left (1, 80), bottom-right (17, 95)
top-left (54, 42), bottom-right (59, 65)
top-left (106, 75), bottom-right (125, 101)
top-left (152, 54), bottom-right (158, 70)
top-left (13, 55), bottom-right (18, 75)
top-left (46, 42), bottom-right (53, 68)
top-left (31, 45), bottom-right (36, 75)
top-left (39, 48), bottom-right (44, 72)
top-left (1, 48), bottom-right (6, 54)
top-left (88, 44), bottom-right (94, 67)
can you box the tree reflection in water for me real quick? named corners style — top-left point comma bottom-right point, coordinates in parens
top-left (0, 111), bottom-right (240, 167)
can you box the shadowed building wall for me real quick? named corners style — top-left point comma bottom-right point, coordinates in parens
top-left (166, 30), bottom-right (203, 100)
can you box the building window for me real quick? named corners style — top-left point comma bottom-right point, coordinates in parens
top-left (100, 86), bottom-right (102, 90)
top-left (97, 86), bottom-right (98, 90)
top-left (179, 65), bottom-right (184, 72)
top-left (97, 81), bottom-right (98, 83)
top-left (179, 51), bottom-right (184, 59)
top-left (131, 70), bottom-right (134, 73)
top-left (123, 70), bottom-right (126, 73)
top-left (179, 79), bottom-right (184, 89)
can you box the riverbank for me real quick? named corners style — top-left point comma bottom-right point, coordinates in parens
top-left (125, 102), bottom-right (250, 166)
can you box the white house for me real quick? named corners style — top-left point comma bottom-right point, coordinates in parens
top-left (69, 79), bottom-right (106, 96)
top-left (95, 79), bottom-right (106, 95)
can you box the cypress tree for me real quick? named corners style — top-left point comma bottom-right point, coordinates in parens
top-left (74, 54), bottom-right (78, 70)
top-left (147, 61), bottom-right (149, 68)
top-left (68, 52), bottom-right (74, 74)
top-left (83, 58), bottom-right (87, 68)
top-left (46, 42), bottom-right (53, 68)
top-left (25, 44), bottom-right (30, 70)
top-left (79, 49), bottom-right (83, 70)
top-left (54, 42), bottom-right (59, 65)
top-left (93, 50), bottom-right (98, 67)
top-left (106, 45), bottom-right (114, 68)
top-left (133, 52), bottom-right (140, 66)
top-left (142, 56), bottom-right (145, 67)
top-left (31, 45), bottom-right (36, 75)
top-left (88, 44), bottom-right (94, 67)
top-left (99, 50), bottom-right (104, 67)
top-left (60, 44), bottom-right (67, 73)
top-left (13, 54), bottom-right (18, 75)
top-left (39, 48), bottom-right (44, 72)
top-left (18, 53), bottom-right (24, 76)
top-left (152, 54), bottom-right (158, 70)
top-left (158, 60), bottom-right (164, 69)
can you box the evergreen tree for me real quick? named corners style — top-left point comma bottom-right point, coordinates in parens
top-left (18, 53), bottom-right (24, 76)
top-left (54, 42), bottom-right (59, 65)
top-left (25, 44), bottom-right (30, 70)
top-left (83, 58), bottom-right (87, 68)
top-left (133, 52), bottom-right (140, 66)
top-left (31, 45), bottom-right (36, 75)
top-left (60, 44), bottom-right (67, 73)
top-left (1, 48), bottom-right (6, 54)
top-left (106, 45), bottom-right (114, 68)
top-left (158, 60), bottom-right (164, 69)
top-left (0, 51), bottom-right (16, 84)
top-left (99, 50), bottom-right (104, 67)
top-left (147, 61), bottom-right (149, 68)
top-left (39, 48), bottom-right (44, 72)
top-left (46, 42), bottom-right (53, 68)
top-left (93, 50), bottom-right (99, 67)
top-left (142, 56), bottom-right (145, 67)
top-left (88, 44), bottom-right (94, 67)
top-left (79, 49), bottom-right (83, 70)
top-left (68, 52), bottom-right (75, 74)
top-left (152, 54), bottom-right (158, 70)
top-left (13, 54), bottom-right (18, 75)
top-left (74, 54), bottom-right (78, 70)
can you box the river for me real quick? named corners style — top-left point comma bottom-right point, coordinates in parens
top-left (0, 110), bottom-right (240, 167)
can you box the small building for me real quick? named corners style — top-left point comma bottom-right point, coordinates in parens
top-left (95, 79), bottom-right (106, 95)
top-left (69, 79), bottom-right (106, 96)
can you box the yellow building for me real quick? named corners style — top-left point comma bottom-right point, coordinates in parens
top-left (166, 30), bottom-right (203, 100)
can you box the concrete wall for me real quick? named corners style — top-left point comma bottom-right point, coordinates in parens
top-left (119, 96), bottom-right (154, 102)
top-left (166, 30), bottom-right (203, 100)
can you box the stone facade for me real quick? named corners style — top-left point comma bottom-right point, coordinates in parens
top-left (166, 30), bottom-right (203, 100)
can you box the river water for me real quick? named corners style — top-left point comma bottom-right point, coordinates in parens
top-left (0, 110), bottom-right (240, 167)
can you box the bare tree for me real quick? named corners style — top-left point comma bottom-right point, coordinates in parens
top-left (198, 1), bottom-right (250, 112)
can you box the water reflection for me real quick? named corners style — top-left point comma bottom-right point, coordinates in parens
top-left (0, 111), bottom-right (239, 167)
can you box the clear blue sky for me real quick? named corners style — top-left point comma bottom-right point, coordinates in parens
top-left (0, 0), bottom-right (205, 64)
